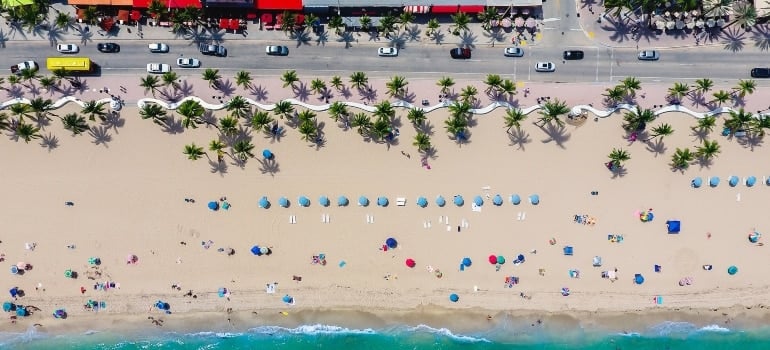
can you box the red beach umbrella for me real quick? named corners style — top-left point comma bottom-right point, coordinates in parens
top-left (405, 258), bottom-right (416, 268)
top-left (488, 255), bottom-right (498, 264)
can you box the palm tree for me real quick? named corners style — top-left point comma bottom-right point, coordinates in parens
top-left (483, 74), bottom-right (503, 95)
top-left (460, 85), bottom-right (478, 104)
top-left (54, 12), bottom-right (73, 30)
top-left (667, 82), bottom-right (690, 102)
top-left (297, 109), bottom-right (317, 123)
top-left (202, 69), bottom-right (222, 89)
top-left (310, 78), bottom-right (326, 96)
top-left (330, 75), bottom-right (345, 91)
top-left (273, 100), bottom-right (294, 119)
top-left (232, 140), bottom-right (255, 162)
top-left (328, 102), bottom-right (349, 123)
top-left (724, 108), bottom-right (754, 135)
top-left (607, 148), bottom-right (630, 169)
top-left (359, 14), bottom-right (372, 31)
top-left (81, 100), bottom-right (107, 122)
top-left (183, 143), bottom-right (205, 161)
top-left (671, 147), bottom-right (694, 170)
top-left (279, 11), bottom-right (296, 33)
top-left (504, 108), bottom-right (527, 134)
top-left (15, 121), bottom-right (41, 143)
top-left (426, 18), bottom-right (440, 37)
top-left (477, 6), bottom-right (500, 31)
top-left (9, 103), bottom-right (32, 122)
top-left (731, 1), bottom-right (757, 29)
top-left (350, 112), bottom-right (373, 135)
top-left (603, 86), bottom-right (625, 106)
top-left (378, 13), bottom-right (398, 35)
top-left (209, 139), bottom-right (226, 163)
top-left (733, 79), bottom-right (756, 98)
top-left (444, 115), bottom-right (469, 141)
top-left (448, 101), bottom-right (473, 120)
top-left (695, 139), bottom-right (721, 161)
top-left (692, 115), bottom-right (717, 134)
top-left (498, 79), bottom-right (516, 99)
top-left (140, 75), bottom-right (161, 97)
top-left (250, 111), bottom-right (274, 133)
top-left (706, 0), bottom-right (733, 17)
top-left (139, 102), bottom-right (168, 126)
top-left (177, 99), bottom-right (205, 129)
top-left (61, 113), bottom-right (90, 135)
top-left (693, 78), bottom-right (714, 96)
top-left (235, 70), bottom-right (252, 90)
top-left (413, 132), bottom-right (431, 152)
top-left (373, 101), bottom-right (395, 121)
top-left (386, 75), bottom-right (408, 98)
top-left (28, 97), bottom-right (54, 121)
top-left (0, 113), bottom-right (10, 131)
top-left (437, 76), bottom-right (455, 94)
top-left (407, 108), bottom-right (427, 126)
top-left (39, 76), bottom-right (58, 92)
top-left (711, 90), bottom-right (731, 106)
top-left (19, 67), bottom-right (41, 87)
top-left (450, 11), bottom-right (471, 34)
top-left (226, 96), bottom-right (250, 119)
top-left (147, 0), bottom-right (169, 21)
top-left (399, 11), bottom-right (415, 30)
top-left (161, 71), bottom-right (180, 90)
top-left (536, 99), bottom-right (570, 127)
top-left (620, 76), bottom-right (642, 97)
top-left (622, 106), bottom-right (656, 131)
top-left (298, 119), bottom-right (318, 142)
top-left (219, 116), bottom-right (239, 137)
top-left (349, 71), bottom-right (368, 90)
top-left (644, 123), bottom-right (674, 142)
top-left (328, 15), bottom-right (344, 34)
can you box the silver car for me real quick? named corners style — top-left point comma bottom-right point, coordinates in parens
top-left (265, 45), bottom-right (289, 56)
top-left (56, 44), bottom-right (80, 54)
top-left (146, 63), bottom-right (171, 74)
top-left (149, 43), bottom-right (170, 53)
top-left (638, 50), bottom-right (659, 61)
top-left (503, 47), bottom-right (524, 57)
top-left (535, 62), bottom-right (556, 72)
top-left (176, 57), bottom-right (201, 68)
top-left (378, 47), bottom-right (398, 57)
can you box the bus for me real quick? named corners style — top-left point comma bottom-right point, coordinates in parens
top-left (46, 57), bottom-right (98, 74)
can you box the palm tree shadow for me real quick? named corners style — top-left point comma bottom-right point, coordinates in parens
top-left (315, 30), bottom-right (329, 46)
top-left (217, 79), bottom-right (236, 97)
top-left (431, 30), bottom-right (446, 45)
top-left (423, 146), bottom-right (438, 160)
top-left (0, 29), bottom-right (8, 48)
top-left (538, 123), bottom-right (570, 148)
top-left (159, 87), bottom-right (184, 102)
top-left (32, 115), bottom-right (51, 130)
top-left (736, 134), bottom-right (763, 150)
top-left (177, 80), bottom-right (194, 96)
top-left (457, 31), bottom-right (477, 49)
top-left (399, 91), bottom-right (416, 103)
top-left (209, 159), bottom-right (229, 175)
top-left (206, 28), bottom-right (227, 44)
top-left (293, 82), bottom-right (311, 101)
top-left (751, 25), bottom-right (770, 51)
top-left (690, 128), bottom-right (709, 142)
top-left (47, 27), bottom-right (65, 46)
top-left (359, 86), bottom-right (378, 102)
top-left (610, 166), bottom-right (628, 178)
top-left (483, 29), bottom-right (505, 46)
top-left (290, 29), bottom-right (311, 46)
top-left (39, 132), bottom-right (59, 151)
top-left (731, 94), bottom-right (746, 107)
top-left (507, 128), bottom-right (531, 150)
top-left (102, 111), bottom-right (125, 133)
top-left (696, 157), bottom-right (714, 169)
top-left (339, 86), bottom-right (353, 99)
top-left (416, 121), bottom-right (434, 135)
top-left (688, 92), bottom-right (707, 107)
top-left (89, 125), bottom-right (112, 147)
top-left (368, 30), bottom-right (380, 42)
top-left (601, 17), bottom-right (632, 43)
top-left (721, 26), bottom-right (747, 52)
top-left (7, 22), bottom-right (26, 40)
top-left (634, 26), bottom-right (660, 45)
top-left (579, 0), bottom-right (599, 9)
top-left (258, 157), bottom-right (280, 176)
top-left (73, 25), bottom-right (93, 46)
top-left (250, 84), bottom-right (268, 101)
top-left (161, 115), bottom-right (185, 134)
top-left (389, 32), bottom-right (408, 49)
top-left (201, 110), bottom-right (217, 128)
top-left (644, 139), bottom-right (667, 156)
top-left (404, 24), bottom-right (421, 41)
top-left (337, 32), bottom-right (355, 48)
top-left (7, 85), bottom-right (24, 98)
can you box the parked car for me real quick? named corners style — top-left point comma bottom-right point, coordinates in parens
top-left (449, 48), bottom-right (471, 59)
top-left (535, 62), bottom-right (556, 72)
top-left (56, 44), bottom-right (80, 54)
top-left (200, 44), bottom-right (227, 57)
top-left (97, 43), bottom-right (120, 53)
top-left (146, 63), bottom-right (171, 74)
top-left (638, 50), bottom-right (660, 61)
top-left (148, 43), bottom-right (170, 53)
top-left (503, 47), bottom-right (524, 57)
top-left (176, 57), bottom-right (201, 68)
top-left (266, 45), bottom-right (289, 56)
top-left (563, 50), bottom-right (584, 60)
top-left (751, 68), bottom-right (770, 78)
top-left (10, 60), bottom-right (38, 75)
top-left (377, 47), bottom-right (398, 57)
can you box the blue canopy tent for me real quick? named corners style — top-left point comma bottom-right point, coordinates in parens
top-left (746, 176), bottom-right (757, 187)
top-left (385, 238), bottom-right (398, 249)
top-left (691, 177), bottom-right (702, 188)
top-left (666, 220), bottom-right (681, 234)
top-left (492, 194), bottom-right (503, 206)
top-left (319, 196), bottom-right (330, 207)
top-left (449, 293), bottom-right (459, 302)
top-left (473, 196), bottom-right (484, 206)
top-left (262, 149), bottom-right (274, 160)
top-left (338, 195), bottom-right (349, 206)
top-left (529, 194), bottom-right (540, 205)
top-left (511, 194), bottom-right (521, 205)
top-left (453, 195), bottom-right (464, 206)
top-left (298, 196), bottom-right (310, 207)
top-left (258, 196), bottom-right (270, 209)
top-left (563, 246), bottom-right (574, 256)
top-left (436, 196), bottom-right (446, 207)
top-left (634, 274), bottom-right (645, 285)
top-left (377, 196), bottom-right (389, 207)
top-left (729, 176), bottom-right (739, 187)
top-left (250, 245), bottom-right (263, 256)
top-left (462, 257), bottom-right (472, 267)
top-left (358, 196), bottom-right (369, 207)
top-left (207, 201), bottom-right (219, 211)
top-left (709, 177), bottom-right (720, 187)
top-left (279, 197), bottom-right (289, 208)
top-left (416, 197), bottom-right (428, 208)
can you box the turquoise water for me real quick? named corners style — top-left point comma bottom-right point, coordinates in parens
top-left (3, 322), bottom-right (770, 349)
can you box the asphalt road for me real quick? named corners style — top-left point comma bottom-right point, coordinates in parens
top-left (3, 40), bottom-right (767, 84)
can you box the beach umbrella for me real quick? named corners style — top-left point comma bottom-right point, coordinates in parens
top-left (749, 231), bottom-right (761, 243)
top-left (377, 196), bottom-right (389, 207)
top-left (279, 197), bottom-right (289, 208)
top-left (385, 238), bottom-right (398, 249)
top-left (766, 177), bottom-right (770, 186)
top-left (462, 257), bottom-right (472, 267)
top-left (729, 176), bottom-right (739, 187)
top-left (488, 255), bottom-right (498, 264)
top-left (492, 194), bottom-right (503, 206)
top-left (709, 177), bottom-right (720, 187)
top-left (3, 301), bottom-right (15, 312)
top-left (358, 196), bottom-right (369, 207)
top-left (436, 196), bottom-right (446, 207)
top-left (454, 195), bottom-right (464, 206)
top-left (218, 287), bottom-right (228, 297)
top-left (416, 197), bottom-right (428, 208)
top-left (127, 254), bottom-right (138, 264)
top-left (259, 196), bottom-right (270, 209)
top-left (10, 266), bottom-right (18, 274)
top-left (208, 201), bottom-right (219, 211)
top-left (319, 196), bottom-right (330, 207)
top-left (250, 245), bottom-right (262, 256)
top-left (496, 255), bottom-right (505, 264)
top-left (473, 196), bottom-right (484, 206)
top-left (262, 149), bottom-right (274, 159)
top-left (728, 265), bottom-right (738, 275)
top-left (511, 194), bottom-right (521, 205)
top-left (337, 195), bottom-right (349, 206)
top-left (282, 294), bottom-right (294, 304)
top-left (260, 246), bottom-right (269, 255)
top-left (449, 293), bottom-right (459, 302)
top-left (634, 274), bottom-right (645, 285)
top-left (298, 196), bottom-right (310, 207)
top-left (88, 257), bottom-right (100, 265)
top-left (691, 177), bottom-right (703, 188)
top-left (16, 307), bottom-right (27, 317)
top-left (405, 258), bottom-right (416, 268)
top-left (529, 194), bottom-right (540, 205)
top-left (53, 309), bottom-right (66, 319)
top-left (517, 254), bottom-right (525, 262)
top-left (64, 269), bottom-right (73, 278)
top-left (746, 176), bottom-right (757, 187)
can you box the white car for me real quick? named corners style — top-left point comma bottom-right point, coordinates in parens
top-left (638, 50), bottom-right (660, 61)
top-left (56, 44), bottom-right (79, 54)
top-left (378, 47), bottom-right (398, 57)
top-left (176, 57), bottom-right (201, 68)
top-left (535, 62), bottom-right (556, 72)
top-left (503, 47), bottom-right (524, 57)
top-left (146, 63), bottom-right (171, 74)
top-left (148, 43), bottom-right (170, 53)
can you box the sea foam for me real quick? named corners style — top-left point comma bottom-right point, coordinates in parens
top-left (402, 324), bottom-right (490, 343)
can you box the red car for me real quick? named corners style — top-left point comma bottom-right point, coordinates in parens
top-left (450, 48), bottom-right (471, 59)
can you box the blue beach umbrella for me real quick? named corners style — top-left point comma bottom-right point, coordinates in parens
top-left (436, 195), bottom-right (446, 207)
top-left (473, 196), bottom-right (484, 206)
top-left (298, 196), bottom-right (310, 207)
top-left (377, 196), bottom-right (389, 207)
top-left (279, 197), bottom-right (289, 208)
top-left (746, 176), bottom-right (757, 187)
top-left (710, 177), bottom-right (720, 187)
top-left (634, 274), bottom-right (645, 285)
top-left (262, 149), bottom-right (274, 159)
top-left (282, 295), bottom-right (294, 304)
top-left (766, 177), bottom-right (770, 186)
top-left (728, 266), bottom-right (738, 275)
top-left (729, 176), bottom-right (739, 187)
top-left (416, 197), bottom-right (428, 208)
top-left (358, 196), bottom-right (369, 207)
top-left (319, 196), bottom-right (330, 207)
top-left (258, 196), bottom-right (270, 209)
top-left (529, 194), bottom-right (540, 205)
top-left (453, 195), bottom-right (464, 206)
top-left (691, 177), bottom-right (703, 188)
top-left (10, 266), bottom-right (18, 275)
top-left (338, 195), bottom-right (349, 206)
top-left (449, 293), bottom-right (459, 302)
top-left (16, 307), bottom-right (27, 317)
top-left (2, 301), bottom-right (14, 312)
top-left (207, 201), bottom-right (219, 211)
top-left (511, 194), bottom-right (521, 205)
top-left (493, 194), bottom-right (503, 206)
top-left (462, 257), bottom-right (472, 267)
top-left (250, 246), bottom-right (261, 255)
top-left (385, 238), bottom-right (398, 249)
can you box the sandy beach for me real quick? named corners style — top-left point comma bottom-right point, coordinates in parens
top-left (2, 72), bottom-right (770, 335)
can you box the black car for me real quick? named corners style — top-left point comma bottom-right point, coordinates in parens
top-left (450, 48), bottom-right (471, 59)
top-left (563, 50), bottom-right (584, 60)
top-left (751, 68), bottom-right (770, 78)
top-left (97, 43), bottom-right (120, 53)
top-left (199, 44), bottom-right (227, 57)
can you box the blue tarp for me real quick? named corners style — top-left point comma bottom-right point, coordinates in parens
top-left (511, 194), bottom-right (521, 205)
top-left (416, 197), bottom-right (428, 208)
top-left (666, 220), bottom-right (681, 233)
top-left (338, 196), bottom-right (349, 206)
top-left (279, 197), bottom-right (289, 208)
top-left (377, 196), bottom-right (389, 207)
top-left (454, 195), bottom-right (464, 206)
top-left (258, 196), bottom-right (270, 209)
top-left (473, 196), bottom-right (483, 206)
top-left (358, 196), bottom-right (369, 207)
top-left (9, 287), bottom-right (18, 298)
top-left (710, 177), bottom-right (720, 187)
top-left (492, 194), bottom-right (503, 206)
top-left (691, 177), bottom-right (702, 188)
top-left (319, 196), bottom-right (330, 207)
top-left (298, 196), bottom-right (310, 207)
top-left (436, 196), bottom-right (446, 207)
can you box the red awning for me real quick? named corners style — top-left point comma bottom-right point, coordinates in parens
top-left (431, 5), bottom-right (459, 14)
top-left (101, 17), bottom-right (115, 31)
top-left (458, 5), bottom-right (484, 13)
top-left (219, 18), bottom-right (228, 30)
top-left (404, 5), bottom-right (429, 13)
top-left (117, 9), bottom-right (129, 22)
top-left (229, 19), bottom-right (240, 30)
top-left (256, 0), bottom-right (301, 10)
top-left (132, 0), bottom-right (200, 9)
top-left (130, 10), bottom-right (141, 21)
top-left (261, 13), bottom-right (272, 24)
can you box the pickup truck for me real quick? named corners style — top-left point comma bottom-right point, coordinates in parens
top-left (11, 60), bottom-right (39, 74)
top-left (199, 44), bottom-right (227, 57)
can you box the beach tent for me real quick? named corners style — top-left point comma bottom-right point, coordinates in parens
top-left (262, 149), bottom-right (274, 159)
top-left (319, 196), bottom-right (330, 207)
top-left (728, 265), bottom-right (738, 275)
top-left (358, 196), bottom-right (369, 207)
top-left (691, 177), bottom-right (702, 188)
top-left (279, 197), bottom-right (289, 208)
top-left (709, 177), bottom-right (720, 187)
top-left (453, 195), bottom-right (464, 206)
top-left (462, 257), bottom-right (472, 267)
top-left (529, 194), bottom-right (540, 205)
top-left (563, 246), bottom-right (574, 256)
top-left (492, 194), bottom-right (503, 206)
top-left (385, 238), bottom-right (398, 249)
top-left (337, 196), bottom-right (349, 206)
top-left (3, 301), bottom-right (14, 312)
top-left (436, 196), bottom-right (446, 207)
top-left (405, 258), bottom-right (416, 268)
top-left (746, 176), bottom-right (757, 187)
top-left (416, 197), bottom-right (428, 208)
top-left (729, 176), bottom-right (739, 187)
top-left (666, 220), bottom-right (681, 234)
top-left (473, 196), bottom-right (484, 206)
top-left (449, 293), bottom-right (459, 302)
top-left (298, 196), bottom-right (310, 207)
top-left (258, 196), bottom-right (270, 209)
top-left (88, 257), bottom-right (101, 265)
top-left (208, 201), bottom-right (219, 211)
top-left (53, 309), bottom-right (66, 319)
top-left (511, 194), bottom-right (521, 205)
top-left (377, 196), bottom-right (389, 207)
top-left (250, 245), bottom-right (262, 256)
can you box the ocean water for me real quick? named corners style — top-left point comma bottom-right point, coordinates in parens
top-left (2, 322), bottom-right (770, 350)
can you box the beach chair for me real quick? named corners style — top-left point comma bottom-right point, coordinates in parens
top-left (396, 197), bottom-right (406, 206)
